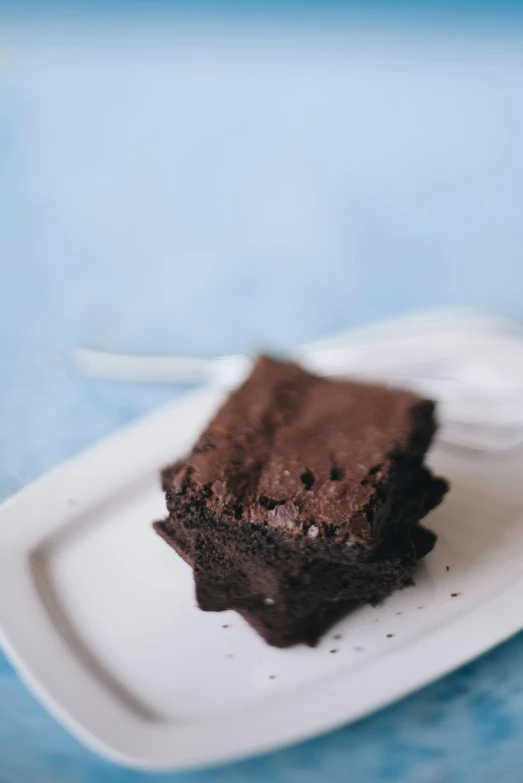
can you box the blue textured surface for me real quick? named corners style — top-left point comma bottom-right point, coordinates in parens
top-left (2, 17), bottom-right (523, 783)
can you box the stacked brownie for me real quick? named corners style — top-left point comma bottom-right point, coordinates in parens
top-left (155, 356), bottom-right (448, 648)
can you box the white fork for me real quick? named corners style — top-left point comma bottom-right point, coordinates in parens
top-left (74, 308), bottom-right (523, 454)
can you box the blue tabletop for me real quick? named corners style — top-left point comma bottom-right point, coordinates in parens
top-left (2, 12), bottom-right (523, 783)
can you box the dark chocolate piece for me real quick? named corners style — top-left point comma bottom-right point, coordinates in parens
top-left (155, 356), bottom-right (448, 647)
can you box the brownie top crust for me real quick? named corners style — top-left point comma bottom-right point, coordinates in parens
top-left (163, 355), bottom-right (438, 543)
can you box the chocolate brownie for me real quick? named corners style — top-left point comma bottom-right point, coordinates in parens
top-left (155, 356), bottom-right (448, 647)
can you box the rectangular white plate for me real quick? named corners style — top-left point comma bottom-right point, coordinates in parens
top-left (1, 386), bottom-right (523, 771)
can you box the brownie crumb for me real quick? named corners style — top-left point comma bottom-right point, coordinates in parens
top-left (446, 565), bottom-right (450, 571)
top-left (330, 649), bottom-right (338, 654)
top-left (269, 675), bottom-right (276, 679)
top-left (333, 633), bottom-right (343, 640)
top-left (386, 634), bottom-right (394, 638)
top-left (396, 612), bottom-right (402, 615)
top-left (451, 592), bottom-right (461, 598)
top-left (222, 624), bottom-right (230, 628)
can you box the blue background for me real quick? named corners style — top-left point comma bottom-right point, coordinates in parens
top-left (2, 8), bottom-right (523, 782)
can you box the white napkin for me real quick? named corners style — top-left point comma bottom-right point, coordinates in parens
top-left (75, 308), bottom-right (523, 454)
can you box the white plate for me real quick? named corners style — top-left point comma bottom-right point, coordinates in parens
top-left (1, 387), bottom-right (523, 771)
